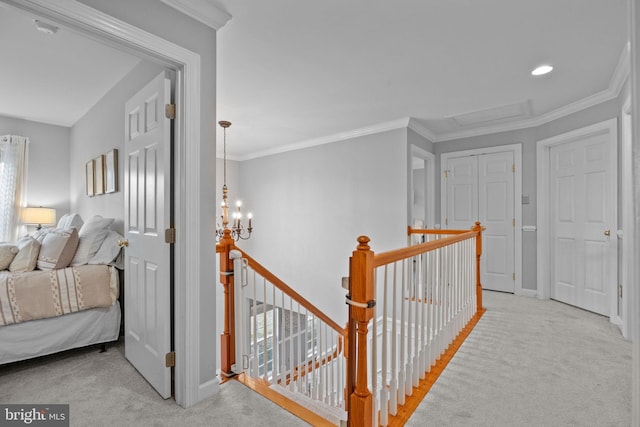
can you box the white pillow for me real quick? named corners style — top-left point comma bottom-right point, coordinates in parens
top-left (88, 230), bottom-right (124, 265)
top-left (9, 236), bottom-right (41, 273)
top-left (37, 227), bottom-right (79, 270)
top-left (0, 243), bottom-right (19, 270)
top-left (70, 215), bottom-right (114, 266)
top-left (33, 227), bottom-right (53, 243)
top-left (57, 213), bottom-right (84, 230)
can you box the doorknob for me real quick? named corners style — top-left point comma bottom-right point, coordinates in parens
top-left (604, 230), bottom-right (611, 236)
top-left (117, 239), bottom-right (129, 247)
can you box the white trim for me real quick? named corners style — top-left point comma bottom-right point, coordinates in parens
top-left (408, 117), bottom-right (438, 142)
top-left (234, 117), bottom-right (410, 161)
top-left (536, 119), bottom-right (618, 320)
top-left (226, 40), bottom-right (627, 161)
top-left (409, 145), bottom-right (435, 228)
top-left (431, 43), bottom-right (630, 143)
top-left (621, 96), bottom-right (633, 339)
top-left (520, 288), bottom-right (538, 299)
top-left (440, 143), bottom-right (523, 296)
top-left (160, 0), bottom-right (231, 30)
top-left (2, 0), bottom-right (210, 408)
top-left (198, 377), bottom-right (221, 402)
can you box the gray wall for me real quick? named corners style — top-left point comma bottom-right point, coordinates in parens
top-left (0, 116), bottom-right (70, 217)
top-left (435, 95), bottom-right (624, 292)
top-left (78, 0), bottom-right (219, 395)
top-left (70, 60), bottom-right (164, 234)
top-left (237, 129), bottom-right (408, 322)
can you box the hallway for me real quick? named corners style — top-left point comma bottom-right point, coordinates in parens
top-left (0, 291), bottom-right (631, 426)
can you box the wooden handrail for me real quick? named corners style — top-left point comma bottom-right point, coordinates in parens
top-left (234, 248), bottom-right (346, 336)
top-left (407, 226), bottom-right (470, 236)
top-left (374, 230), bottom-right (478, 268)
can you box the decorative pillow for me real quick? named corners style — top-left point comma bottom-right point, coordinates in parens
top-left (70, 215), bottom-right (115, 266)
top-left (37, 227), bottom-right (79, 270)
top-left (57, 213), bottom-right (84, 230)
top-left (88, 230), bottom-right (123, 265)
top-left (9, 236), bottom-right (41, 273)
top-left (0, 243), bottom-right (19, 270)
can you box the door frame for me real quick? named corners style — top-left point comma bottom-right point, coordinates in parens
top-left (536, 118), bottom-right (618, 320)
top-left (408, 145), bottom-right (435, 228)
top-left (621, 97), bottom-right (633, 338)
top-left (3, 0), bottom-right (208, 407)
top-left (440, 143), bottom-right (523, 295)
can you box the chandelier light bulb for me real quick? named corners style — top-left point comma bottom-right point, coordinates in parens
top-left (216, 120), bottom-right (253, 241)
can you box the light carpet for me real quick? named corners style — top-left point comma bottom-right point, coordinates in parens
top-left (409, 291), bottom-right (632, 427)
top-left (0, 291), bottom-right (632, 426)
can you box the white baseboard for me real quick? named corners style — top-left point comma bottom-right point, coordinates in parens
top-left (198, 377), bottom-right (220, 402)
top-left (519, 289), bottom-right (538, 298)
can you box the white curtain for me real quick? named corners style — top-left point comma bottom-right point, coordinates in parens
top-left (0, 135), bottom-right (29, 242)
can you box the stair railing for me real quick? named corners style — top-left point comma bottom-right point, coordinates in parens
top-left (218, 231), bottom-right (348, 424)
top-left (346, 222), bottom-right (484, 427)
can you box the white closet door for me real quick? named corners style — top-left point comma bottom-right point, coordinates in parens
top-left (478, 152), bottom-right (515, 293)
top-left (445, 152), bottom-right (515, 293)
top-left (446, 155), bottom-right (478, 229)
top-left (550, 133), bottom-right (614, 315)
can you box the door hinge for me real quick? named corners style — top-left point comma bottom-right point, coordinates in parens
top-left (513, 273), bottom-right (516, 281)
top-left (445, 218), bottom-right (448, 226)
top-left (513, 218), bottom-right (516, 227)
top-left (512, 164), bottom-right (515, 172)
top-left (444, 169), bottom-right (449, 178)
top-left (619, 284), bottom-right (623, 299)
top-left (165, 351), bottom-right (176, 367)
top-left (165, 227), bottom-right (176, 244)
top-left (165, 103), bottom-right (176, 120)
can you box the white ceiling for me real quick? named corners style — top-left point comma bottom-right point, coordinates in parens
top-left (0, 4), bottom-right (140, 127)
top-left (0, 1), bottom-right (629, 160)
top-left (214, 0), bottom-right (629, 159)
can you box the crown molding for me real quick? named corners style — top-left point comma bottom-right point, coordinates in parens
top-left (434, 43), bottom-right (630, 142)
top-left (407, 117), bottom-right (437, 142)
top-left (219, 41), bottom-right (630, 155)
top-left (234, 117), bottom-right (411, 161)
top-left (160, 0), bottom-right (231, 30)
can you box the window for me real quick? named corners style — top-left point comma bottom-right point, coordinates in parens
top-left (0, 135), bottom-right (29, 242)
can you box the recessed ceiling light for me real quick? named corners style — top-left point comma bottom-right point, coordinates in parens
top-left (34, 20), bottom-right (58, 35)
top-left (531, 64), bottom-right (553, 76)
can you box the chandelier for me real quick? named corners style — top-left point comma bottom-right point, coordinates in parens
top-left (216, 120), bottom-right (253, 241)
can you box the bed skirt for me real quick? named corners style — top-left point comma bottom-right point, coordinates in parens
top-left (0, 303), bottom-right (121, 365)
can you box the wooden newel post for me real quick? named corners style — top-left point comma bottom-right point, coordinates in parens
top-left (347, 236), bottom-right (375, 427)
top-left (218, 229), bottom-right (236, 376)
top-left (472, 221), bottom-right (483, 311)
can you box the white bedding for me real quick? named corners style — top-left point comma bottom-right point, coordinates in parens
top-left (0, 303), bottom-right (121, 365)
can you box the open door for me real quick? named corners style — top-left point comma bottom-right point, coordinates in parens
top-left (123, 71), bottom-right (173, 398)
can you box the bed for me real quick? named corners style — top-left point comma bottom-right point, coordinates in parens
top-left (0, 214), bottom-right (123, 365)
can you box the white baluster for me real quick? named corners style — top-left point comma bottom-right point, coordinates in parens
top-left (389, 262), bottom-right (398, 416)
top-left (380, 266), bottom-right (389, 426)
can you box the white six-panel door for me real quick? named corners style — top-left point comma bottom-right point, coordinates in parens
top-left (550, 133), bottom-right (614, 316)
top-left (445, 152), bottom-right (515, 293)
top-left (124, 71), bottom-right (173, 398)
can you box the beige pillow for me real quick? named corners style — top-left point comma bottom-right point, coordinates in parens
top-left (9, 236), bottom-right (41, 273)
top-left (37, 228), bottom-right (80, 270)
top-left (0, 243), bottom-right (19, 270)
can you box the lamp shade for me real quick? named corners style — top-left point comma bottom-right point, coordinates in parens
top-left (21, 207), bottom-right (56, 226)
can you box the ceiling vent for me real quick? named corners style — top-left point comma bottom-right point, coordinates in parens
top-left (449, 100), bottom-right (532, 127)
